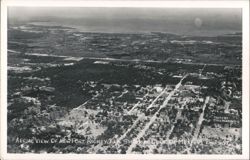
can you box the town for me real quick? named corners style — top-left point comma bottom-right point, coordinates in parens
top-left (7, 23), bottom-right (242, 154)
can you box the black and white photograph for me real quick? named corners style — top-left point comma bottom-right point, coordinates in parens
top-left (0, 0), bottom-right (249, 160)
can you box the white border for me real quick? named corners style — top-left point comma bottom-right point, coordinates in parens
top-left (1, 1), bottom-right (249, 160)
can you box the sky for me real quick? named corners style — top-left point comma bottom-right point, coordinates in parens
top-left (8, 7), bottom-right (242, 36)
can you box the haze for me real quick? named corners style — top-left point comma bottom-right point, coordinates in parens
top-left (8, 7), bottom-right (242, 36)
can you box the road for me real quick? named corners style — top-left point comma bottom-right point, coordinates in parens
top-left (126, 74), bottom-right (188, 153)
top-left (73, 93), bottom-right (101, 111)
top-left (115, 85), bottom-right (173, 146)
top-left (183, 96), bottom-right (210, 154)
top-left (115, 114), bottom-right (145, 146)
top-left (193, 96), bottom-right (210, 140)
top-left (82, 57), bottom-right (239, 67)
top-left (25, 52), bottom-right (240, 67)
top-left (166, 108), bottom-right (183, 140)
top-left (199, 64), bottom-right (207, 76)
top-left (127, 93), bottom-right (150, 114)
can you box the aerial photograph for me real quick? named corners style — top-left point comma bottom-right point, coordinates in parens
top-left (7, 7), bottom-right (242, 154)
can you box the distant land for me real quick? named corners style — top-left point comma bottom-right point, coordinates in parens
top-left (8, 7), bottom-right (242, 37)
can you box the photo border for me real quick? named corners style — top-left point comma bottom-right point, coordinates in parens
top-left (1, 0), bottom-right (249, 160)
